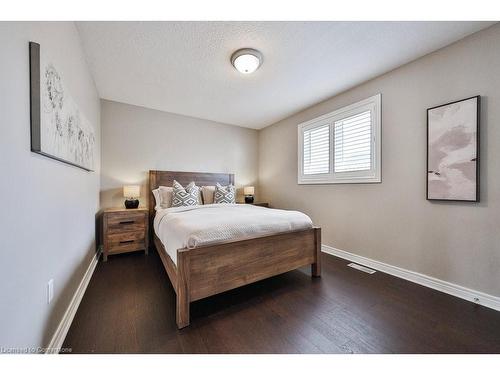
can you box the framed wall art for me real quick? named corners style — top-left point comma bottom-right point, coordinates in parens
top-left (29, 41), bottom-right (95, 171)
top-left (427, 96), bottom-right (480, 202)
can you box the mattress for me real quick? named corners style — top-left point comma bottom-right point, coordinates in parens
top-left (153, 203), bottom-right (313, 265)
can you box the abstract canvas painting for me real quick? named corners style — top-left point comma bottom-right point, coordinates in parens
top-left (29, 42), bottom-right (95, 171)
top-left (427, 96), bottom-right (480, 202)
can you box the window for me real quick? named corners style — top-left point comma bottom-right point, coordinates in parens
top-left (298, 94), bottom-right (381, 184)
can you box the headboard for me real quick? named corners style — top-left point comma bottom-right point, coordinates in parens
top-left (148, 170), bottom-right (235, 239)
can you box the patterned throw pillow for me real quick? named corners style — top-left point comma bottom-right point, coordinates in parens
top-left (171, 180), bottom-right (200, 207)
top-left (214, 183), bottom-right (236, 204)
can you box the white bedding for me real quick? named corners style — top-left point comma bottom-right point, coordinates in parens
top-left (153, 204), bottom-right (313, 264)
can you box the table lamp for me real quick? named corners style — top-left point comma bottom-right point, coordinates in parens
top-left (123, 185), bottom-right (140, 209)
top-left (244, 186), bottom-right (255, 204)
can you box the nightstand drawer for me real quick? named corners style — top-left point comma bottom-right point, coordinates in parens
top-left (107, 212), bottom-right (146, 234)
top-left (108, 240), bottom-right (146, 254)
top-left (107, 230), bottom-right (145, 253)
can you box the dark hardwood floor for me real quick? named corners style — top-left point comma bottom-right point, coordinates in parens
top-left (63, 249), bottom-right (500, 353)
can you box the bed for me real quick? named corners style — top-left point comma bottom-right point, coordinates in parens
top-left (149, 170), bottom-right (321, 329)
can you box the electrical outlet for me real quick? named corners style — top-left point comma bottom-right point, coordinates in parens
top-left (47, 279), bottom-right (54, 304)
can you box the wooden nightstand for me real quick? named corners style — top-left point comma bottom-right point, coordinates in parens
top-left (102, 207), bottom-right (149, 261)
top-left (237, 202), bottom-right (269, 207)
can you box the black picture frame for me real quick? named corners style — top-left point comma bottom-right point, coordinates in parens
top-left (29, 41), bottom-right (93, 172)
top-left (426, 95), bottom-right (480, 202)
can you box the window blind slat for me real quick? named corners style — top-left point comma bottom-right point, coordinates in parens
top-left (335, 118), bottom-right (371, 131)
top-left (340, 115), bottom-right (371, 126)
top-left (335, 139), bottom-right (371, 148)
top-left (335, 130), bottom-right (371, 141)
top-left (335, 128), bottom-right (371, 140)
top-left (341, 111), bottom-right (370, 121)
top-left (335, 146), bottom-right (371, 154)
top-left (335, 166), bottom-right (371, 172)
top-left (335, 155), bottom-right (371, 164)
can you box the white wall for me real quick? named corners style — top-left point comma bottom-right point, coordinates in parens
top-left (100, 100), bottom-right (259, 208)
top-left (259, 24), bottom-right (500, 297)
top-left (0, 22), bottom-right (100, 348)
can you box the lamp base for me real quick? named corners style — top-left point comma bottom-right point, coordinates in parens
top-left (244, 195), bottom-right (254, 204)
top-left (124, 199), bottom-right (139, 209)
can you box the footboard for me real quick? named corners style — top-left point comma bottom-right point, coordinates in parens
top-left (175, 227), bottom-right (321, 328)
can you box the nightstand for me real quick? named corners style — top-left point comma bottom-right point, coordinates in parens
top-left (102, 207), bottom-right (149, 261)
top-left (238, 202), bottom-right (269, 207)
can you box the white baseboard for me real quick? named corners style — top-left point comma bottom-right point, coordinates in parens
top-left (46, 250), bottom-right (100, 353)
top-left (322, 244), bottom-right (500, 312)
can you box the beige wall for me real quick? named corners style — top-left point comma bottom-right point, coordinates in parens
top-left (100, 100), bottom-right (259, 208)
top-left (0, 22), bottom-right (101, 347)
top-left (259, 24), bottom-right (500, 297)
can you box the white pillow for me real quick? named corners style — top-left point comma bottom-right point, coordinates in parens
top-left (152, 186), bottom-right (174, 209)
top-left (159, 186), bottom-right (174, 208)
top-left (201, 186), bottom-right (216, 204)
top-left (152, 188), bottom-right (161, 210)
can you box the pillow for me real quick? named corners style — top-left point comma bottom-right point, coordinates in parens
top-left (152, 186), bottom-right (173, 209)
top-left (201, 186), bottom-right (216, 204)
top-left (214, 183), bottom-right (236, 204)
top-left (158, 186), bottom-right (173, 208)
top-left (171, 180), bottom-right (201, 207)
top-left (152, 188), bottom-right (161, 210)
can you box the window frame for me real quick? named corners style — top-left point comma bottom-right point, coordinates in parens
top-left (297, 94), bottom-right (382, 184)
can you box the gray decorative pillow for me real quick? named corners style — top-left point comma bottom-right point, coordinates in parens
top-left (214, 183), bottom-right (236, 204)
top-left (171, 180), bottom-right (200, 207)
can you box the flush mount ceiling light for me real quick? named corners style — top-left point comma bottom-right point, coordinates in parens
top-left (231, 48), bottom-right (263, 74)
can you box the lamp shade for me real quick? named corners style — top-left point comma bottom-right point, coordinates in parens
top-left (123, 185), bottom-right (140, 199)
top-left (244, 186), bottom-right (255, 195)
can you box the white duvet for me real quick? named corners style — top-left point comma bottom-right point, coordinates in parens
top-left (154, 204), bottom-right (313, 264)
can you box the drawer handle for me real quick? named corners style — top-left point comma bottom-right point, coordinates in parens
top-left (119, 240), bottom-right (135, 244)
top-left (119, 220), bottom-right (135, 225)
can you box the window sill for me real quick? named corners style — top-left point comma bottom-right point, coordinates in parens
top-left (298, 177), bottom-right (381, 184)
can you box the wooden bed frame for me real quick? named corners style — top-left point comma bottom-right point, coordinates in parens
top-left (149, 170), bottom-right (321, 329)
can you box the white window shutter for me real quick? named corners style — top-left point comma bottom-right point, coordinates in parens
top-left (334, 110), bottom-right (372, 172)
top-left (303, 124), bottom-right (329, 175)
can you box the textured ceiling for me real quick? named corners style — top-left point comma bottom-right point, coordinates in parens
top-left (76, 21), bottom-right (495, 129)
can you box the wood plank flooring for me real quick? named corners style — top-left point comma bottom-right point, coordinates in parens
top-left (63, 249), bottom-right (500, 353)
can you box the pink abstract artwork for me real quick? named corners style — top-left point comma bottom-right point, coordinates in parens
top-left (427, 96), bottom-right (479, 201)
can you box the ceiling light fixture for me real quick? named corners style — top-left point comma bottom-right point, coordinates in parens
top-left (231, 48), bottom-right (263, 74)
